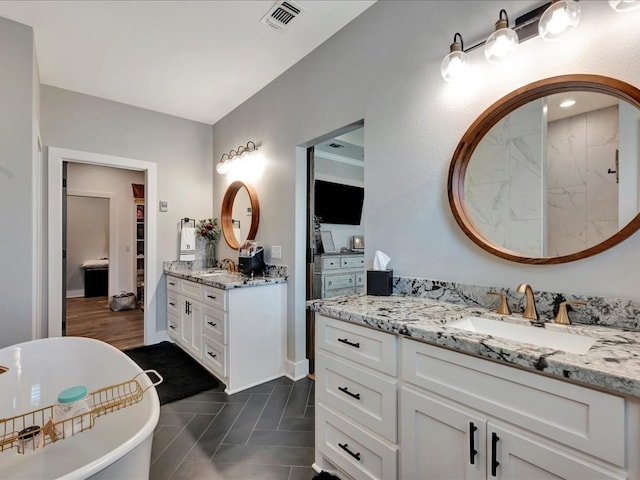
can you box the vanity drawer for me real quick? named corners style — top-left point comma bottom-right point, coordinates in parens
top-left (317, 315), bottom-right (397, 376)
top-left (166, 275), bottom-right (180, 292)
top-left (180, 279), bottom-right (202, 300)
top-left (167, 312), bottom-right (180, 340)
top-left (322, 257), bottom-right (342, 270)
top-left (167, 291), bottom-right (180, 317)
top-left (401, 339), bottom-right (625, 467)
top-left (317, 403), bottom-right (397, 480)
top-left (202, 336), bottom-right (226, 379)
top-left (203, 306), bottom-right (226, 345)
top-left (316, 351), bottom-right (397, 442)
top-left (341, 256), bottom-right (365, 269)
top-left (324, 273), bottom-right (355, 291)
top-left (203, 285), bottom-right (226, 311)
top-left (323, 287), bottom-right (357, 298)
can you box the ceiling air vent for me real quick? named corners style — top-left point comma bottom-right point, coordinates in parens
top-left (260, 0), bottom-right (304, 32)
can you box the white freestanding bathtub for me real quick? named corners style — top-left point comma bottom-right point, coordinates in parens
top-left (0, 337), bottom-right (161, 479)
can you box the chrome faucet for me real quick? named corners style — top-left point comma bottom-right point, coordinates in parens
top-left (516, 283), bottom-right (538, 321)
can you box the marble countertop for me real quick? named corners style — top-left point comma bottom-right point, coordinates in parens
top-left (307, 294), bottom-right (640, 398)
top-left (165, 268), bottom-right (287, 290)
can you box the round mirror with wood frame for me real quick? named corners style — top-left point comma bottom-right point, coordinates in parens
top-left (221, 181), bottom-right (260, 250)
top-left (448, 74), bottom-right (640, 264)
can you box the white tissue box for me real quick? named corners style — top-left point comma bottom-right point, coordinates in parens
top-left (367, 270), bottom-right (393, 296)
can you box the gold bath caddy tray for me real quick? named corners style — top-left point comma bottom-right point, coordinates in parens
top-left (0, 369), bottom-right (162, 454)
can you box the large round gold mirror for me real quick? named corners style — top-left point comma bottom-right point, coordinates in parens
top-left (221, 181), bottom-right (260, 249)
top-left (448, 74), bottom-right (640, 264)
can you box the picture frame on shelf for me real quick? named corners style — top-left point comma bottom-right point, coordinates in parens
top-left (319, 230), bottom-right (336, 253)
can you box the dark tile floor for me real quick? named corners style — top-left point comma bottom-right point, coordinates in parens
top-left (150, 376), bottom-right (316, 480)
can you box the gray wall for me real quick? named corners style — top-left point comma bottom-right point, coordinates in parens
top-left (211, 1), bottom-right (640, 369)
top-left (40, 85), bottom-right (213, 335)
top-left (66, 196), bottom-right (109, 294)
top-left (0, 17), bottom-right (36, 347)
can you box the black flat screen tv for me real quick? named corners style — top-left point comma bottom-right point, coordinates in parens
top-left (314, 179), bottom-right (364, 225)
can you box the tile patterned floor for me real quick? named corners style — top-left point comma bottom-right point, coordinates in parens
top-left (150, 376), bottom-right (316, 480)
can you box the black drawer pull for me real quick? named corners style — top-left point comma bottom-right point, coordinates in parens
top-left (491, 432), bottom-right (500, 477)
top-left (169, 282), bottom-right (176, 286)
top-left (469, 422), bottom-right (478, 465)
top-left (338, 386), bottom-right (361, 400)
top-left (338, 442), bottom-right (361, 461)
top-left (207, 351), bottom-right (217, 359)
top-left (169, 325), bottom-right (176, 330)
top-left (207, 321), bottom-right (217, 327)
top-left (337, 337), bottom-right (360, 348)
top-left (207, 294), bottom-right (216, 299)
top-left (169, 302), bottom-right (176, 306)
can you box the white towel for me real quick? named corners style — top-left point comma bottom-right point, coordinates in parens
top-left (180, 227), bottom-right (196, 261)
top-left (233, 227), bottom-right (242, 243)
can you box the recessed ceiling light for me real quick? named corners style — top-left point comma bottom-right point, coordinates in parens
top-left (560, 99), bottom-right (576, 108)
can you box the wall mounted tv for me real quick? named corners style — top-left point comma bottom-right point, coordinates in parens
top-left (314, 179), bottom-right (364, 225)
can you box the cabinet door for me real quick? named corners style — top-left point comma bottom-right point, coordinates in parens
top-left (489, 424), bottom-right (625, 480)
top-left (180, 298), bottom-right (202, 359)
top-left (400, 386), bottom-right (485, 480)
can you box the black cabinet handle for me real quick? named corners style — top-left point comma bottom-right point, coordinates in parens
top-left (469, 422), bottom-right (478, 465)
top-left (337, 337), bottom-right (360, 348)
top-left (207, 321), bottom-right (217, 327)
top-left (491, 432), bottom-right (500, 477)
top-left (338, 442), bottom-right (361, 461)
top-left (169, 282), bottom-right (176, 286)
top-left (207, 351), bottom-right (217, 359)
top-left (169, 325), bottom-right (176, 330)
top-left (169, 302), bottom-right (176, 306)
top-left (338, 386), bottom-right (361, 400)
top-left (207, 294), bottom-right (216, 299)
top-left (185, 301), bottom-right (189, 315)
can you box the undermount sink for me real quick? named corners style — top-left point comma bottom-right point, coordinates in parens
top-left (446, 316), bottom-right (596, 355)
top-left (198, 271), bottom-right (227, 277)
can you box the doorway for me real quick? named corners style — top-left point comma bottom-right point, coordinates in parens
top-left (48, 147), bottom-right (158, 346)
top-left (303, 123), bottom-right (365, 375)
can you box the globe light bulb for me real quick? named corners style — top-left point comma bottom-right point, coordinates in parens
top-left (441, 33), bottom-right (469, 82)
top-left (484, 11), bottom-right (518, 63)
top-left (539, 0), bottom-right (581, 41)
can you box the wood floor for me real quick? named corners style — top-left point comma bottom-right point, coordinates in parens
top-left (65, 296), bottom-right (144, 350)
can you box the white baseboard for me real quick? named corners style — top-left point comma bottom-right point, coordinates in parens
top-left (285, 358), bottom-right (309, 381)
top-left (66, 289), bottom-right (84, 298)
top-left (153, 330), bottom-right (169, 345)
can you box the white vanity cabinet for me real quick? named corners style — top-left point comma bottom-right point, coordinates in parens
top-left (166, 277), bottom-right (181, 341)
top-left (314, 314), bottom-right (398, 480)
top-left (399, 339), bottom-right (628, 480)
top-left (314, 313), bottom-right (640, 480)
top-left (166, 274), bottom-right (286, 394)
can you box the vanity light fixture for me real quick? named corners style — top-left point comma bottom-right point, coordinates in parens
top-left (216, 141), bottom-right (259, 175)
top-left (442, 1), bottom-right (588, 82)
top-left (608, 0), bottom-right (640, 11)
top-left (441, 33), bottom-right (469, 82)
top-left (484, 9), bottom-right (519, 63)
top-left (538, 0), bottom-right (581, 41)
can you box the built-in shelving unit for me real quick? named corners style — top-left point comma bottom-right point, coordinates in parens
top-left (135, 199), bottom-right (144, 308)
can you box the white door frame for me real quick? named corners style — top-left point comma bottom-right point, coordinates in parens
top-left (48, 147), bottom-right (157, 345)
